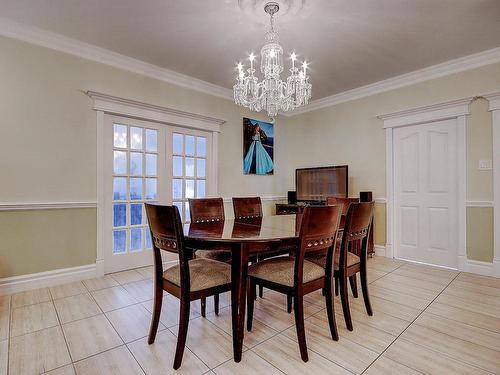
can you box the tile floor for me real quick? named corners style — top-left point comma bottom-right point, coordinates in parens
top-left (1, 257), bottom-right (500, 374)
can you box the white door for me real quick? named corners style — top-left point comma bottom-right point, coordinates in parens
top-left (394, 119), bottom-right (458, 268)
top-left (103, 115), bottom-right (213, 273)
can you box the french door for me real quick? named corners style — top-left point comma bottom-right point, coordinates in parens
top-left (103, 115), bottom-right (213, 273)
top-left (393, 118), bottom-right (458, 268)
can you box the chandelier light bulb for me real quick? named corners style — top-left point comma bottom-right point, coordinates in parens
top-left (270, 49), bottom-right (276, 58)
top-left (249, 53), bottom-right (255, 62)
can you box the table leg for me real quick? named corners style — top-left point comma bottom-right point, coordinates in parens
top-left (231, 243), bottom-right (249, 362)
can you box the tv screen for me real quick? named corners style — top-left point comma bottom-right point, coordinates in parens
top-left (296, 165), bottom-right (348, 202)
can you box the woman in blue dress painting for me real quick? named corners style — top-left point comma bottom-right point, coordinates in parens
top-left (243, 122), bottom-right (274, 174)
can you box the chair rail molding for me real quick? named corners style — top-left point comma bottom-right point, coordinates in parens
top-left (486, 90), bottom-right (500, 276)
top-left (380, 97), bottom-right (468, 273)
top-left (0, 201), bottom-right (96, 211)
top-left (89, 91), bottom-right (225, 277)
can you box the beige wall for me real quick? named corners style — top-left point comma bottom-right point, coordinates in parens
top-left (284, 62), bottom-right (500, 262)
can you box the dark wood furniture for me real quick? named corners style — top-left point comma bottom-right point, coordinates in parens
top-left (232, 197), bottom-right (263, 219)
top-left (145, 203), bottom-right (232, 369)
top-left (247, 205), bottom-right (342, 362)
top-left (307, 201), bottom-right (374, 331)
top-left (184, 215), bottom-right (299, 363)
top-left (188, 197), bottom-right (231, 316)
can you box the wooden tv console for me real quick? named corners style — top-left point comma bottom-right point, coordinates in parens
top-left (275, 191), bottom-right (375, 256)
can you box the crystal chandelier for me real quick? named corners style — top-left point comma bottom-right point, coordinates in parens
top-left (233, 2), bottom-right (312, 119)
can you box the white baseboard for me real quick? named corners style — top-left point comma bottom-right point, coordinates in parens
top-left (0, 263), bottom-right (98, 296)
top-left (374, 245), bottom-right (386, 257)
top-left (458, 255), bottom-right (500, 277)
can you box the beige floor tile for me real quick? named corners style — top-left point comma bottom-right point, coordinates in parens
top-left (0, 340), bottom-right (7, 375)
top-left (364, 356), bottom-right (422, 375)
top-left (141, 295), bottom-right (200, 328)
top-left (12, 287), bottom-right (51, 308)
top-left (442, 286), bottom-right (500, 307)
top-left (122, 279), bottom-right (154, 302)
top-left (91, 286), bottom-right (138, 312)
top-left (371, 277), bottom-right (439, 301)
top-left (54, 293), bottom-right (101, 324)
top-left (436, 293), bottom-right (500, 318)
top-left (82, 276), bottom-right (119, 292)
top-left (253, 334), bottom-right (352, 375)
top-left (171, 317), bottom-right (235, 369)
top-left (106, 304), bottom-right (165, 343)
top-left (310, 310), bottom-right (395, 354)
top-left (457, 272), bottom-right (500, 289)
top-left (369, 285), bottom-right (430, 310)
top-left (9, 326), bottom-right (71, 375)
top-left (74, 346), bottom-right (144, 375)
top-left (43, 365), bottom-right (76, 375)
top-left (110, 270), bottom-right (144, 285)
top-left (10, 301), bottom-right (59, 337)
top-left (348, 294), bottom-right (421, 322)
top-left (213, 350), bottom-right (281, 375)
top-left (449, 279), bottom-right (500, 297)
top-left (392, 267), bottom-right (452, 285)
top-left (62, 314), bottom-right (123, 361)
top-left (398, 262), bottom-right (458, 279)
top-left (0, 295), bottom-right (10, 311)
top-left (415, 312), bottom-right (500, 351)
top-left (366, 257), bottom-right (404, 273)
top-left (426, 301), bottom-right (500, 333)
top-left (381, 272), bottom-right (448, 293)
top-left (283, 320), bottom-right (378, 374)
top-left (206, 306), bottom-right (277, 348)
top-left (365, 269), bottom-right (388, 283)
top-left (0, 308), bottom-right (9, 341)
top-left (191, 292), bottom-right (231, 316)
top-left (127, 330), bottom-right (209, 374)
top-left (401, 324), bottom-right (500, 373)
top-left (50, 282), bottom-right (87, 300)
top-left (385, 338), bottom-right (492, 375)
top-left (136, 266), bottom-right (154, 279)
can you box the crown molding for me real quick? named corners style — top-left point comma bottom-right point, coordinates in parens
top-left (0, 17), bottom-right (233, 101)
top-left (485, 91), bottom-right (500, 111)
top-left (286, 47), bottom-right (500, 117)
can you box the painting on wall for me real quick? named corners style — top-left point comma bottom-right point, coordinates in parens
top-left (243, 117), bottom-right (274, 175)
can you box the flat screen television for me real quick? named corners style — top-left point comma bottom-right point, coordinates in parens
top-left (296, 165), bottom-right (348, 202)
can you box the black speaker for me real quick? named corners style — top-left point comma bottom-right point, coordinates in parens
top-left (359, 191), bottom-right (373, 202)
top-left (287, 191), bottom-right (297, 204)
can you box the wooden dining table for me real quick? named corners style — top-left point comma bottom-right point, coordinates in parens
top-left (183, 214), bottom-right (299, 362)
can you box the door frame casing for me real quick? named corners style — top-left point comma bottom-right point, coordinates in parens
top-left (88, 91), bottom-right (225, 276)
top-left (379, 98), bottom-right (469, 270)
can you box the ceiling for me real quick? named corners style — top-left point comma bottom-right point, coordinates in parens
top-left (1, 0), bottom-right (500, 100)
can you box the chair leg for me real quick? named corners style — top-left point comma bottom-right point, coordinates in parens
top-left (293, 293), bottom-right (308, 362)
top-left (325, 277), bottom-right (339, 341)
top-left (173, 298), bottom-right (190, 370)
top-left (339, 274), bottom-right (353, 331)
top-left (259, 285), bottom-right (264, 298)
top-left (200, 297), bottom-right (206, 318)
top-left (349, 276), bottom-right (358, 298)
top-left (360, 267), bottom-right (373, 316)
top-left (247, 279), bottom-right (256, 331)
top-left (148, 283), bottom-right (163, 344)
top-left (287, 294), bottom-right (293, 313)
top-left (335, 276), bottom-right (339, 296)
top-left (214, 294), bottom-right (219, 315)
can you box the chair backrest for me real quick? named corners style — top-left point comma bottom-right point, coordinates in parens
top-left (326, 197), bottom-right (360, 216)
top-left (294, 205), bottom-right (342, 288)
top-left (338, 201), bottom-right (374, 268)
top-left (145, 203), bottom-right (191, 292)
top-left (232, 197), bottom-right (263, 219)
top-left (189, 198), bottom-right (225, 223)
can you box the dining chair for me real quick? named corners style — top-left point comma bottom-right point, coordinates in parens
top-left (145, 203), bottom-right (232, 369)
top-left (246, 205), bottom-right (342, 362)
top-left (232, 197), bottom-right (263, 219)
top-left (307, 201), bottom-right (374, 331)
top-left (326, 196), bottom-right (360, 297)
top-left (188, 197), bottom-right (231, 317)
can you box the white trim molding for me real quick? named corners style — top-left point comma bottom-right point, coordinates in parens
top-left (374, 197), bottom-right (387, 204)
top-left (380, 97), bottom-right (468, 272)
top-left (0, 202), bottom-right (97, 211)
top-left (466, 201), bottom-right (494, 208)
top-left (87, 91), bottom-right (225, 133)
top-left (458, 257), bottom-right (500, 278)
top-left (222, 196), bottom-right (287, 203)
top-left (0, 264), bottom-right (97, 296)
top-left (486, 90), bottom-right (500, 277)
top-left (374, 245), bottom-right (386, 257)
top-left (0, 17), bottom-right (232, 100)
top-left (287, 47), bottom-right (500, 116)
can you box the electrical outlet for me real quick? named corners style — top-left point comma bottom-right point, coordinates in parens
top-left (478, 160), bottom-right (492, 170)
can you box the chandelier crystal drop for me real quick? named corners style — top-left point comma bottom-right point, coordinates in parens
top-left (233, 2), bottom-right (312, 118)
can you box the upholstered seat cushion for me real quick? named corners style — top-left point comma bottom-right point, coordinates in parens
top-left (306, 250), bottom-right (360, 270)
top-left (248, 256), bottom-right (325, 287)
top-left (163, 258), bottom-right (231, 292)
top-left (195, 249), bottom-right (232, 264)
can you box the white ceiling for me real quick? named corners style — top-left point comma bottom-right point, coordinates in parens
top-left (1, 0), bottom-right (500, 100)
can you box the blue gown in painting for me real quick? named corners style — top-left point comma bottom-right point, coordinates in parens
top-left (243, 133), bottom-right (274, 174)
